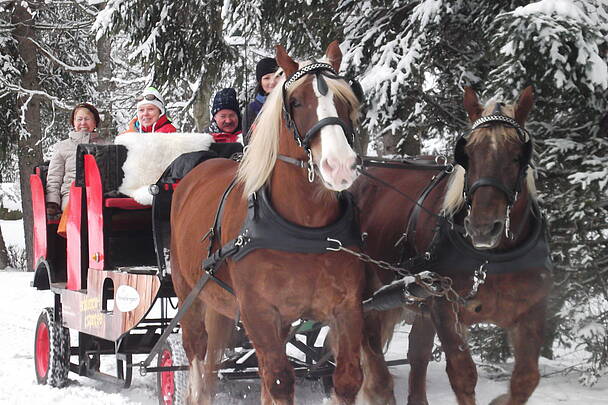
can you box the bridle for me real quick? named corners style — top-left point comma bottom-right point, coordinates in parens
top-left (454, 104), bottom-right (533, 236)
top-left (278, 62), bottom-right (358, 182)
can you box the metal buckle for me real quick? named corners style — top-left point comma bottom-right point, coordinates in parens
top-left (505, 205), bottom-right (513, 239)
top-left (326, 237), bottom-right (343, 252)
top-left (435, 155), bottom-right (447, 166)
top-left (307, 149), bottom-right (315, 183)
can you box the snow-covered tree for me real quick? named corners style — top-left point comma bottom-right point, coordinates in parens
top-left (0, 0), bottom-right (123, 268)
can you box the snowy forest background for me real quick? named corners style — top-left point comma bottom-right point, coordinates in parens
top-left (0, 0), bottom-right (606, 389)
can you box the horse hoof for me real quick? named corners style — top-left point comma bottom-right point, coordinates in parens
top-left (488, 393), bottom-right (509, 405)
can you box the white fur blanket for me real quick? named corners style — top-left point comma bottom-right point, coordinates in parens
top-left (115, 132), bottom-right (214, 205)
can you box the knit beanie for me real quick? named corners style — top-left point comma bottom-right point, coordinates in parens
top-left (255, 58), bottom-right (278, 83)
top-left (211, 88), bottom-right (239, 117)
top-left (136, 87), bottom-right (165, 116)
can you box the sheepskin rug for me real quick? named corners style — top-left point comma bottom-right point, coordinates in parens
top-left (115, 132), bottom-right (214, 205)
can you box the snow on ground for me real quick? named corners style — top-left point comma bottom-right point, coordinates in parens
top-left (1, 219), bottom-right (25, 249)
top-left (0, 269), bottom-right (607, 404)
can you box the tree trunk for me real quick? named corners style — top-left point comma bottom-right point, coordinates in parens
top-left (12, 2), bottom-right (44, 272)
top-left (95, 2), bottom-right (116, 139)
top-left (380, 131), bottom-right (397, 156)
top-left (193, 84), bottom-right (213, 132)
top-left (0, 226), bottom-right (8, 270)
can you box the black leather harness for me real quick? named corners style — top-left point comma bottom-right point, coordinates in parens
top-left (398, 167), bottom-right (553, 276)
top-left (430, 204), bottom-right (553, 275)
top-left (202, 183), bottom-right (362, 285)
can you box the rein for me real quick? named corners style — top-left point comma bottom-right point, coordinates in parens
top-left (356, 156), bottom-right (456, 227)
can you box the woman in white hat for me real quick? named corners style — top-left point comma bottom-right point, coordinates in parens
top-left (122, 87), bottom-right (177, 134)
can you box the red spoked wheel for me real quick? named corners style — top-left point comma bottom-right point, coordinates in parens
top-left (157, 334), bottom-right (188, 405)
top-left (35, 321), bottom-right (50, 378)
top-left (34, 307), bottom-right (70, 387)
top-left (159, 348), bottom-right (175, 404)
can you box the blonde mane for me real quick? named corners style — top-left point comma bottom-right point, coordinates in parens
top-left (237, 60), bottom-right (361, 197)
top-left (441, 101), bottom-right (537, 216)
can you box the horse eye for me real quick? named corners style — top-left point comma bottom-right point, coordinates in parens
top-left (290, 99), bottom-right (301, 108)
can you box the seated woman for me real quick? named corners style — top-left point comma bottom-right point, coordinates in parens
top-left (46, 103), bottom-right (107, 233)
top-left (123, 87), bottom-right (177, 134)
top-left (206, 88), bottom-right (242, 143)
top-left (243, 57), bottom-right (279, 141)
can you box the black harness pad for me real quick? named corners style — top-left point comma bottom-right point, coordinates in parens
top-left (431, 207), bottom-right (553, 275)
top-left (231, 187), bottom-right (362, 261)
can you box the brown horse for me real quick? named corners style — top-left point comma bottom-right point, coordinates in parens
top-left (170, 41), bottom-right (386, 404)
top-left (353, 86), bottom-right (553, 405)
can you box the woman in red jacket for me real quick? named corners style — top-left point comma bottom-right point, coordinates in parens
top-left (123, 87), bottom-right (177, 134)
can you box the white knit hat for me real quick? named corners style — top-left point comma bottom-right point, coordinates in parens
top-left (136, 87), bottom-right (165, 116)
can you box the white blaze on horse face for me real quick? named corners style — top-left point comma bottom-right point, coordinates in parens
top-left (312, 76), bottom-right (358, 191)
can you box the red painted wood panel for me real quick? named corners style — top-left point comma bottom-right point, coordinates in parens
top-left (66, 183), bottom-right (82, 290)
top-left (84, 155), bottom-right (105, 270)
top-left (29, 174), bottom-right (47, 270)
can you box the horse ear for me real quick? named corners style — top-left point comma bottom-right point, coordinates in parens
top-left (515, 86), bottom-right (534, 126)
top-left (325, 40), bottom-right (342, 73)
top-left (275, 44), bottom-right (299, 77)
top-left (463, 86), bottom-right (483, 122)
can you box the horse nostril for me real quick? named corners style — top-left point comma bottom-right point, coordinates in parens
top-left (490, 220), bottom-right (504, 237)
top-left (322, 158), bottom-right (336, 174)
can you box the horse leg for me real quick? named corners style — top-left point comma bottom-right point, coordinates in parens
top-left (359, 310), bottom-right (397, 405)
top-left (407, 312), bottom-right (436, 405)
top-left (240, 306), bottom-right (295, 405)
top-left (329, 307), bottom-right (364, 405)
top-left (178, 298), bottom-right (209, 405)
top-left (489, 301), bottom-right (547, 405)
top-left (431, 301), bottom-right (477, 405)
top-left (195, 308), bottom-right (233, 405)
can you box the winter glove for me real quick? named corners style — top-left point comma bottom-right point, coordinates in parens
top-left (46, 202), bottom-right (61, 217)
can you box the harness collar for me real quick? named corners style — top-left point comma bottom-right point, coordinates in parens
top-left (438, 201), bottom-right (553, 275)
top-left (231, 186), bottom-right (362, 261)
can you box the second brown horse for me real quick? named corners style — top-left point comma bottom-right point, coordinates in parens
top-left (354, 86), bottom-right (553, 405)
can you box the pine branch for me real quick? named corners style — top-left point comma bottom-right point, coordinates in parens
top-left (29, 37), bottom-right (96, 73)
top-left (0, 79), bottom-right (72, 110)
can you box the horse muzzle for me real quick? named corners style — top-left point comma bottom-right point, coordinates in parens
top-left (319, 153), bottom-right (359, 191)
top-left (464, 216), bottom-right (504, 249)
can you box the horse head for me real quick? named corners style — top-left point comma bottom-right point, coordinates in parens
top-left (458, 86), bottom-right (534, 249)
top-left (276, 41), bottom-right (360, 192)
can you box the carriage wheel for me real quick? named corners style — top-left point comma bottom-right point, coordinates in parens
top-left (34, 307), bottom-right (70, 387)
top-left (157, 334), bottom-right (189, 405)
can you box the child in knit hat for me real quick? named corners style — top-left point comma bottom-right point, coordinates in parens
top-left (243, 57), bottom-right (280, 141)
top-left (122, 87), bottom-right (177, 134)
